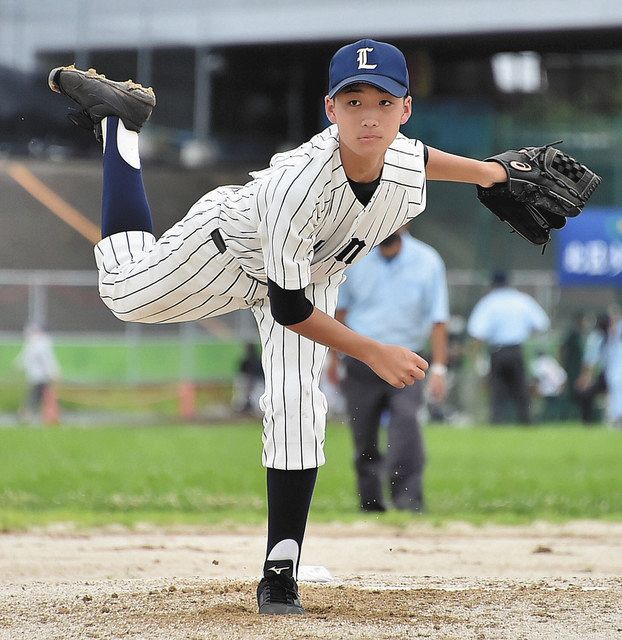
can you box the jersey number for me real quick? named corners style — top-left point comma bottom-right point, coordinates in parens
top-left (334, 238), bottom-right (366, 264)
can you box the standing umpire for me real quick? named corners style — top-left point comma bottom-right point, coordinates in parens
top-left (328, 230), bottom-right (449, 512)
top-left (467, 271), bottom-right (550, 424)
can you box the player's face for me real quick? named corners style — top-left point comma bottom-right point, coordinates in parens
top-left (324, 84), bottom-right (412, 159)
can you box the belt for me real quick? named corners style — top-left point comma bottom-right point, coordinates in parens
top-left (210, 229), bottom-right (227, 254)
top-left (209, 228), bottom-right (267, 289)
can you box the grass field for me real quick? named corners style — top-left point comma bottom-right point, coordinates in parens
top-left (0, 339), bottom-right (244, 384)
top-left (0, 422), bottom-right (620, 530)
top-left (0, 339), bottom-right (246, 411)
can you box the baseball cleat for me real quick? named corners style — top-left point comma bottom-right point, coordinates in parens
top-left (257, 559), bottom-right (304, 615)
top-left (48, 65), bottom-right (156, 135)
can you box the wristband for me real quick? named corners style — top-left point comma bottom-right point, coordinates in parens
top-left (430, 363), bottom-right (447, 376)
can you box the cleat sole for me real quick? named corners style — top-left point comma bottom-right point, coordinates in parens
top-left (48, 65), bottom-right (156, 105)
top-left (258, 603), bottom-right (305, 615)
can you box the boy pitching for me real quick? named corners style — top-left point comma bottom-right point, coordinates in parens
top-left (49, 38), bottom-right (506, 614)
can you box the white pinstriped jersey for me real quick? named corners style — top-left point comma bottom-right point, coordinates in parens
top-left (203, 124), bottom-right (426, 289)
top-left (94, 123), bottom-right (427, 469)
top-left (94, 125), bottom-right (426, 324)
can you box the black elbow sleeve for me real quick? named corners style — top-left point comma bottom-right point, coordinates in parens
top-left (267, 279), bottom-right (314, 326)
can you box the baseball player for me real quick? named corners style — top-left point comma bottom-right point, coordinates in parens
top-left (49, 38), bottom-right (507, 614)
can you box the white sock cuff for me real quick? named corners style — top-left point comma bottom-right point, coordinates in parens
top-left (102, 117), bottom-right (141, 170)
top-left (101, 117), bottom-right (108, 152)
top-left (267, 538), bottom-right (300, 576)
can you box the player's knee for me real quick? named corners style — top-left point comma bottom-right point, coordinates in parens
top-left (102, 299), bottom-right (143, 322)
top-left (99, 286), bottom-right (152, 323)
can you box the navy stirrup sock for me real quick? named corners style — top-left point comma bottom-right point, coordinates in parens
top-left (266, 467), bottom-right (318, 571)
top-left (101, 116), bottom-right (153, 238)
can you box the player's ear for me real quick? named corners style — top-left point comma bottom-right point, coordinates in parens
top-left (325, 96), bottom-right (337, 124)
top-left (400, 96), bottom-right (413, 125)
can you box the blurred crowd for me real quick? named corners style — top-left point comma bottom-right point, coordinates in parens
top-left (434, 302), bottom-right (621, 429)
top-left (450, 304), bottom-right (620, 429)
top-left (235, 270), bottom-right (622, 431)
top-left (570, 309), bottom-right (622, 428)
top-left (234, 230), bottom-right (622, 438)
top-left (231, 239), bottom-right (621, 515)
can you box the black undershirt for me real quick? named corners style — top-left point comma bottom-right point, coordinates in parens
top-left (348, 175), bottom-right (381, 207)
top-left (268, 144), bottom-right (429, 325)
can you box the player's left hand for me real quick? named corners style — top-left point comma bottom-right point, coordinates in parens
top-left (477, 143), bottom-right (601, 247)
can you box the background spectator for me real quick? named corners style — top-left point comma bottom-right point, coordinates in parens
top-left (467, 271), bottom-right (550, 424)
top-left (603, 310), bottom-right (622, 429)
top-left (575, 313), bottom-right (610, 425)
top-left (328, 230), bottom-right (449, 513)
top-left (232, 342), bottom-right (264, 416)
top-left (530, 350), bottom-right (567, 422)
top-left (559, 311), bottom-right (588, 420)
top-left (15, 323), bottom-right (60, 424)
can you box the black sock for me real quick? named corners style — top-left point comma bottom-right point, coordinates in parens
top-left (266, 467), bottom-right (318, 567)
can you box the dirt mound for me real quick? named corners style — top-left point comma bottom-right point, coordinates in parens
top-left (1, 522), bottom-right (621, 639)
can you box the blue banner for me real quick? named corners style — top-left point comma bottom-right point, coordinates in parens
top-left (556, 208), bottom-right (622, 287)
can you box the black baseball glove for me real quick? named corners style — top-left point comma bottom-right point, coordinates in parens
top-left (476, 143), bottom-right (602, 246)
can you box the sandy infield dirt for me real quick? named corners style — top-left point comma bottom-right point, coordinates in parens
top-left (0, 521), bottom-right (621, 639)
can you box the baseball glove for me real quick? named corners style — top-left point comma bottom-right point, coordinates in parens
top-left (476, 142), bottom-right (601, 246)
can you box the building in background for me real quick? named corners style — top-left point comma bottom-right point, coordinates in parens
top-left (0, 1), bottom-right (620, 417)
top-left (2, 1), bottom-right (622, 167)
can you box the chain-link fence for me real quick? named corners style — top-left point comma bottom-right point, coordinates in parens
top-left (1, 269), bottom-right (620, 424)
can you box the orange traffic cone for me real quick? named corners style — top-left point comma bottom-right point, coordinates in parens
top-left (178, 381), bottom-right (197, 420)
top-left (42, 385), bottom-right (60, 426)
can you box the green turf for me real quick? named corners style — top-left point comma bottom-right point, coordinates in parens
top-left (0, 340), bottom-right (245, 385)
top-left (0, 423), bottom-right (620, 530)
top-left (0, 339), bottom-right (246, 412)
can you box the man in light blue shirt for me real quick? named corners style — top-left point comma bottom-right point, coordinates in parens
top-left (467, 271), bottom-right (550, 424)
top-left (329, 230), bottom-right (449, 512)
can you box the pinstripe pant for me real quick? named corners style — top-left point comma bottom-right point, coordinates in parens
top-left (95, 219), bottom-right (341, 471)
top-left (251, 274), bottom-right (342, 470)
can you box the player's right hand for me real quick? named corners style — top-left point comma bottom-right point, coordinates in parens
top-left (366, 344), bottom-right (428, 388)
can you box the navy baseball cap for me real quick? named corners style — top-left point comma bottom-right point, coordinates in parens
top-left (328, 38), bottom-right (409, 98)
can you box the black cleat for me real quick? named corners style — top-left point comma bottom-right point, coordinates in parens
top-left (48, 65), bottom-right (156, 138)
top-left (257, 559), bottom-right (304, 615)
